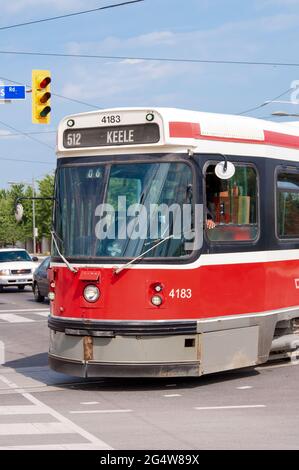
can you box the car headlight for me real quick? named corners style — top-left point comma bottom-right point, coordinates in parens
top-left (83, 285), bottom-right (100, 303)
top-left (0, 269), bottom-right (10, 276)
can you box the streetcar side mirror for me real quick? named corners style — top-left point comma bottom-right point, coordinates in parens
top-left (15, 203), bottom-right (24, 222)
top-left (215, 161), bottom-right (235, 180)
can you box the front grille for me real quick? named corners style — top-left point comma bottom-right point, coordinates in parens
top-left (11, 269), bottom-right (31, 275)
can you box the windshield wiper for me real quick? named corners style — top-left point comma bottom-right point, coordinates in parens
top-left (51, 230), bottom-right (78, 274)
top-left (113, 234), bottom-right (174, 275)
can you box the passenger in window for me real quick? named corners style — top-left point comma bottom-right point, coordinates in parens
top-left (205, 168), bottom-right (219, 230)
top-left (206, 212), bottom-right (216, 230)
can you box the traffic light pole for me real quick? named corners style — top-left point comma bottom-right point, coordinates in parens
top-left (32, 177), bottom-right (36, 254)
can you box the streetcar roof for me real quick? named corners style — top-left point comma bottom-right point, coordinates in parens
top-left (56, 107), bottom-right (299, 160)
top-left (58, 106), bottom-right (299, 134)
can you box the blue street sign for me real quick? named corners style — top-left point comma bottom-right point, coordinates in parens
top-left (0, 86), bottom-right (26, 100)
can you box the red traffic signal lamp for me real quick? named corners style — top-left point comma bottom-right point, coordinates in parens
top-left (32, 70), bottom-right (51, 124)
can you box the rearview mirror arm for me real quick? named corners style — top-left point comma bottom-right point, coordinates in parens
top-left (15, 196), bottom-right (55, 204)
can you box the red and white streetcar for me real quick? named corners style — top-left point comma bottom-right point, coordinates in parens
top-left (48, 107), bottom-right (299, 377)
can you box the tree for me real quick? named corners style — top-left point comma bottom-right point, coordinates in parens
top-left (0, 173), bottom-right (55, 249)
top-left (36, 173), bottom-right (55, 239)
top-left (0, 185), bottom-right (26, 246)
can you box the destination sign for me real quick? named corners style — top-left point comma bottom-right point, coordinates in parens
top-left (63, 123), bottom-right (160, 148)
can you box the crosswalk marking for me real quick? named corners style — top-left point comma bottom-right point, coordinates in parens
top-left (0, 314), bottom-right (34, 323)
top-left (0, 422), bottom-right (74, 435)
top-left (0, 309), bottom-right (49, 313)
top-left (0, 374), bottom-right (112, 450)
top-left (0, 443), bottom-right (111, 450)
top-left (0, 405), bottom-right (47, 415)
top-left (0, 309), bottom-right (49, 323)
top-left (31, 311), bottom-right (49, 317)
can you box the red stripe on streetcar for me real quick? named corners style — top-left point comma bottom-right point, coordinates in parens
top-left (169, 121), bottom-right (299, 149)
top-left (169, 122), bottom-right (201, 139)
top-left (264, 130), bottom-right (299, 149)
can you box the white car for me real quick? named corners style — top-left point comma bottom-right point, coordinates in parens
top-left (0, 248), bottom-right (38, 292)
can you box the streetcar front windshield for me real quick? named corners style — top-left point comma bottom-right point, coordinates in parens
top-left (54, 160), bottom-right (195, 259)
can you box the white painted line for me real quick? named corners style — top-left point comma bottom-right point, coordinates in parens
top-left (0, 309), bottom-right (49, 313)
top-left (31, 311), bottom-right (49, 317)
top-left (0, 375), bottom-right (112, 449)
top-left (163, 394), bottom-right (182, 398)
top-left (80, 402), bottom-right (99, 405)
top-left (69, 409), bottom-right (132, 414)
top-left (0, 375), bottom-right (21, 390)
top-left (0, 422), bottom-right (73, 435)
top-left (0, 365), bottom-right (49, 374)
top-left (0, 405), bottom-right (47, 415)
top-left (257, 361), bottom-right (299, 370)
top-left (237, 386), bottom-right (253, 390)
top-left (0, 314), bottom-right (34, 323)
top-left (0, 340), bottom-right (4, 365)
top-left (165, 384), bottom-right (177, 387)
top-left (0, 443), bottom-right (113, 450)
top-left (194, 405), bottom-right (266, 410)
top-left (0, 320), bottom-right (45, 325)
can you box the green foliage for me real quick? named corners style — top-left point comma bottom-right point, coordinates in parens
top-left (0, 174), bottom-right (54, 247)
top-left (36, 174), bottom-right (55, 238)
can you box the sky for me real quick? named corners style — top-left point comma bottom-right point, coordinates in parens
top-left (1, 0), bottom-right (299, 187)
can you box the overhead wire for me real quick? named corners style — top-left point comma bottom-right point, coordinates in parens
top-left (0, 130), bottom-right (55, 138)
top-left (0, 156), bottom-right (53, 165)
top-left (0, 118), bottom-right (55, 150)
top-left (0, 1), bottom-right (144, 32)
top-left (1, 50), bottom-right (299, 69)
top-left (237, 87), bottom-right (294, 115)
top-left (0, 75), bottom-right (101, 109)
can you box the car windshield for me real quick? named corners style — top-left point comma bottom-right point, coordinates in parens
top-left (38, 257), bottom-right (50, 271)
top-left (54, 159), bottom-right (195, 259)
top-left (0, 250), bottom-right (32, 263)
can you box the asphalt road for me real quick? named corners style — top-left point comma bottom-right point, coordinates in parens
top-left (0, 287), bottom-right (298, 450)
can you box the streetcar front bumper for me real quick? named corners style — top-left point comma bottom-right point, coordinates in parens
top-left (48, 316), bottom-right (200, 378)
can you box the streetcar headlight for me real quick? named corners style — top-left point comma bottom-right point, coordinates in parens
top-left (146, 112), bottom-right (154, 122)
top-left (151, 295), bottom-right (163, 306)
top-left (48, 292), bottom-right (55, 301)
top-left (83, 284), bottom-right (100, 303)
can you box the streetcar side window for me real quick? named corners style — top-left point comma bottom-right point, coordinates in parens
top-left (205, 164), bottom-right (258, 242)
top-left (277, 170), bottom-right (299, 239)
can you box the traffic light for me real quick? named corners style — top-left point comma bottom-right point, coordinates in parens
top-left (32, 70), bottom-right (51, 124)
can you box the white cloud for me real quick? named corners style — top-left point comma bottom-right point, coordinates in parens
top-left (0, 130), bottom-right (13, 137)
top-left (66, 12), bottom-right (299, 66)
top-left (120, 59), bottom-right (145, 65)
top-left (258, 0), bottom-right (299, 7)
top-left (66, 31), bottom-right (177, 56)
top-left (60, 59), bottom-right (191, 103)
top-left (56, 9), bottom-right (299, 111)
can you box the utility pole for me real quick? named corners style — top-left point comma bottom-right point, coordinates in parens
top-left (8, 179), bottom-right (38, 254)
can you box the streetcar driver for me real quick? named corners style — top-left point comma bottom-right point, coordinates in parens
top-left (205, 168), bottom-right (218, 230)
